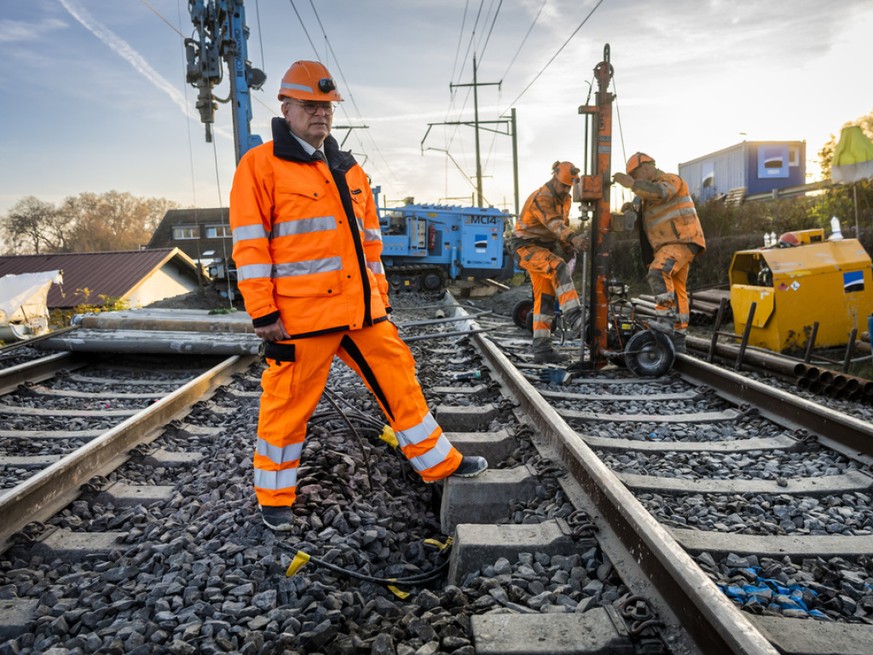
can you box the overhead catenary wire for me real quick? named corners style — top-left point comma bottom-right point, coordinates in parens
top-left (286, 0), bottom-right (321, 58)
top-left (502, 0), bottom-right (605, 112)
top-left (477, 0), bottom-right (504, 67)
top-left (438, 0), bottom-right (508, 206)
top-left (611, 74), bottom-right (633, 207)
top-left (499, 0), bottom-right (548, 82)
top-left (286, 0), bottom-right (400, 191)
top-left (253, 0), bottom-right (267, 73)
top-left (140, 0), bottom-right (185, 38)
top-left (448, 0), bottom-right (472, 88)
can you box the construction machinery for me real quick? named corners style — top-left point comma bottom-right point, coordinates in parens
top-left (183, 1), bottom-right (516, 296)
top-left (378, 203), bottom-right (515, 292)
top-left (185, 0), bottom-right (265, 165)
top-left (730, 225), bottom-right (873, 352)
top-left (520, 44), bottom-right (676, 378)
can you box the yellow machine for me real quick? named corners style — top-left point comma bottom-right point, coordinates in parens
top-left (729, 228), bottom-right (873, 352)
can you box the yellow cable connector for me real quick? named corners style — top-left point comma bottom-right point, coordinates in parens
top-left (387, 584), bottom-right (410, 599)
top-left (285, 550), bottom-right (311, 577)
top-left (379, 425), bottom-right (398, 449)
top-left (423, 536), bottom-right (453, 551)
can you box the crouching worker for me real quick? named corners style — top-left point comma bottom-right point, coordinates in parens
top-left (512, 161), bottom-right (589, 363)
top-left (230, 60), bottom-right (487, 532)
top-left (613, 152), bottom-right (706, 354)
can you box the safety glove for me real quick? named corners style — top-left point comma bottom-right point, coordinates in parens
top-left (538, 367), bottom-right (570, 385)
top-left (570, 233), bottom-right (590, 253)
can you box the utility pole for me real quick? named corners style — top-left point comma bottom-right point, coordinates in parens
top-left (421, 59), bottom-right (518, 212)
top-left (447, 55), bottom-right (501, 208)
top-left (332, 124), bottom-right (369, 149)
top-left (510, 107), bottom-right (519, 217)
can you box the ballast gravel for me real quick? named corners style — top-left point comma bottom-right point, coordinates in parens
top-left (0, 293), bottom-right (629, 655)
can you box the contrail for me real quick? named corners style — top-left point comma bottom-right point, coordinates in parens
top-left (58, 0), bottom-right (195, 121)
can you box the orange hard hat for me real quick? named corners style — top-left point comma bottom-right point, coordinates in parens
top-left (552, 161), bottom-right (580, 186)
top-left (626, 152), bottom-right (655, 175)
top-left (778, 232), bottom-right (800, 247)
top-left (278, 60), bottom-right (343, 102)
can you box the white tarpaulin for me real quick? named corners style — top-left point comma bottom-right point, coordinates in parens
top-left (0, 270), bottom-right (63, 339)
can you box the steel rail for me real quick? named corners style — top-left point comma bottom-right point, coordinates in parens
top-left (463, 329), bottom-right (778, 653)
top-left (0, 354), bottom-right (257, 552)
top-left (674, 354), bottom-right (873, 463)
top-left (0, 352), bottom-right (91, 395)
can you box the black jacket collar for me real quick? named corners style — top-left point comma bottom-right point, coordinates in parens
top-left (270, 117), bottom-right (356, 173)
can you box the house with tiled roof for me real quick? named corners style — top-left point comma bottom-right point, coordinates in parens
top-left (0, 248), bottom-right (204, 310)
top-left (146, 208), bottom-right (233, 269)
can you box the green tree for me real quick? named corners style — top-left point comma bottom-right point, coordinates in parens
top-left (818, 111), bottom-right (873, 179)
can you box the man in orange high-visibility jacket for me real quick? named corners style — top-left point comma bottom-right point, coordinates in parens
top-left (613, 152), bottom-right (706, 353)
top-left (230, 60), bottom-right (487, 532)
top-left (512, 161), bottom-right (589, 363)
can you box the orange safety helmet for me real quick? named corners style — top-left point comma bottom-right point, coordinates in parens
top-left (278, 60), bottom-right (343, 102)
top-left (626, 152), bottom-right (655, 175)
top-left (778, 232), bottom-right (800, 247)
top-left (552, 161), bottom-right (580, 186)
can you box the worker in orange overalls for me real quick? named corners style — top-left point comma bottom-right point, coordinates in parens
top-left (229, 60), bottom-right (487, 531)
top-left (613, 152), bottom-right (706, 353)
top-left (512, 161), bottom-right (589, 363)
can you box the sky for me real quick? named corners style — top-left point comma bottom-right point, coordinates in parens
top-left (1, 0), bottom-right (872, 223)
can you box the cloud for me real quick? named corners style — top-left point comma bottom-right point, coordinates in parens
top-left (0, 17), bottom-right (66, 43)
top-left (57, 0), bottom-right (193, 119)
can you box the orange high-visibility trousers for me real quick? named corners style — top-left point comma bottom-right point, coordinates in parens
top-left (646, 243), bottom-right (696, 330)
top-left (254, 320), bottom-right (462, 507)
top-left (516, 244), bottom-right (580, 340)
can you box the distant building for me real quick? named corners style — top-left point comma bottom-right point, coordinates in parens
top-left (147, 208), bottom-right (233, 272)
top-left (679, 141), bottom-right (806, 202)
top-left (0, 248), bottom-right (202, 310)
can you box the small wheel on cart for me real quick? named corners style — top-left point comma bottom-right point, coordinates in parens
top-left (512, 299), bottom-right (534, 330)
top-left (623, 329), bottom-right (675, 378)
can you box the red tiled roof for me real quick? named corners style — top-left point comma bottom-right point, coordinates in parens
top-left (0, 248), bottom-right (198, 309)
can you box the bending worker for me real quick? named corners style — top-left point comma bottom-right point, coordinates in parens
top-left (512, 161), bottom-right (589, 363)
top-left (229, 60), bottom-right (487, 532)
top-left (613, 152), bottom-right (706, 353)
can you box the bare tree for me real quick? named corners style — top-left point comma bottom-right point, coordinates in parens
top-left (0, 196), bottom-right (70, 254)
top-left (60, 191), bottom-right (180, 252)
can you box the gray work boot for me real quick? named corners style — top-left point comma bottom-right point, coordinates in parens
top-left (452, 456), bottom-right (488, 477)
top-left (562, 308), bottom-right (584, 336)
top-left (533, 337), bottom-right (566, 364)
top-left (646, 319), bottom-right (674, 335)
top-left (259, 505), bottom-right (295, 532)
top-left (646, 320), bottom-right (685, 354)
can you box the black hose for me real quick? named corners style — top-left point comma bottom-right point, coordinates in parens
top-left (321, 390), bottom-right (374, 491)
top-left (276, 540), bottom-right (451, 587)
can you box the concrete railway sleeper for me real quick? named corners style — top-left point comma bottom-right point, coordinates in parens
top-left (0, 296), bottom-right (670, 655)
top-left (0, 289), bottom-right (872, 653)
top-left (465, 292), bottom-right (873, 654)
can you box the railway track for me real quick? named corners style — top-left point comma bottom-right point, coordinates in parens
top-left (0, 352), bottom-right (256, 551)
top-left (1, 292), bottom-right (872, 653)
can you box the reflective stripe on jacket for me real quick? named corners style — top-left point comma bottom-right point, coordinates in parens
top-left (230, 118), bottom-right (390, 338)
top-left (635, 172), bottom-right (706, 253)
top-left (512, 181), bottom-right (574, 248)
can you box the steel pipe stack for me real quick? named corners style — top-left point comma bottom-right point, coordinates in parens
top-left (688, 335), bottom-right (873, 403)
